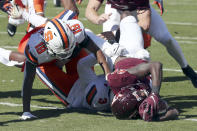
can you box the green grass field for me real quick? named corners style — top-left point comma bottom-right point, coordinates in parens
top-left (0, 0), bottom-right (197, 130)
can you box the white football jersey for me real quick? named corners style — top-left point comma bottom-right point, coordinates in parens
top-left (67, 75), bottom-right (111, 111)
top-left (65, 19), bottom-right (86, 44)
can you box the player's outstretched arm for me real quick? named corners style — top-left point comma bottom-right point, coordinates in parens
top-left (85, 0), bottom-right (110, 25)
top-left (85, 38), bottom-right (111, 75)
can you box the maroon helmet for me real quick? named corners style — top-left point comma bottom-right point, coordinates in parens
top-left (111, 87), bottom-right (146, 119)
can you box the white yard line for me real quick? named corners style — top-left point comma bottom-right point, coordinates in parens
top-left (174, 36), bottom-right (197, 40)
top-left (177, 41), bottom-right (197, 44)
top-left (184, 118), bottom-right (197, 122)
top-left (0, 32), bottom-right (25, 35)
top-left (165, 21), bottom-right (197, 26)
top-left (0, 46), bottom-right (18, 49)
top-left (165, 2), bottom-right (197, 6)
top-left (0, 102), bottom-right (65, 110)
top-left (152, 39), bottom-right (197, 44)
top-left (1, 102), bottom-right (197, 122)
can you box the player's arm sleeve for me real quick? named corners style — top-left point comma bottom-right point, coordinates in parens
top-left (22, 60), bottom-right (36, 112)
top-left (77, 54), bottom-right (97, 86)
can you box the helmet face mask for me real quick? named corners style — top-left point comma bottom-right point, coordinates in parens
top-left (43, 18), bottom-right (76, 60)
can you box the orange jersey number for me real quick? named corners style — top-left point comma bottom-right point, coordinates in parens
top-left (35, 42), bottom-right (47, 54)
top-left (70, 24), bottom-right (82, 34)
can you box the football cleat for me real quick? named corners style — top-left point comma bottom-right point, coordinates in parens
top-left (20, 112), bottom-right (37, 120)
top-left (153, 0), bottom-right (164, 15)
top-left (7, 23), bottom-right (17, 37)
top-left (182, 65), bottom-right (197, 88)
top-left (53, 0), bottom-right (61, 7)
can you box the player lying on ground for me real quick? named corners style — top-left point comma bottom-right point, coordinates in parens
top-left (0, 8), bottom-right (124, 120)
top-left (96, 28), bottom-right (179, 121)
top-left (107, 56), bottom-right (179, 121)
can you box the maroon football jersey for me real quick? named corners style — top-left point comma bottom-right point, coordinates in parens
top-left (107, 58), bottom-right (150, 94)
top-left (105, 0), bottom-right (150, 11)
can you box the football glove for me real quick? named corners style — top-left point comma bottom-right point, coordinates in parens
top-left (20, 112), bottom-right (37, 120)
top-left (153, 0), bottom-right (164, 15)
top-left (0, 0), bottom-right (12, 14)
top-left (9, 3), bottom-right (23, 19)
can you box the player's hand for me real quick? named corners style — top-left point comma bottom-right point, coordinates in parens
top-left (97, 13), bottom-right (112, 25)
top-left (20, 112), bottom-right (38, 120)
top-left (0, 0), bottom-right (12, 15)
top-left (9, 4), bottom-right (24, 19)
top-left (153, 0), bottom-right (164, 15)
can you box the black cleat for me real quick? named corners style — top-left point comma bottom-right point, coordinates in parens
top-left (53, 0), bottom-right (61, 7)
top-left (182, 65), bottom-right (197, 88)
top-left (7, 23), bottom-right (17, 37)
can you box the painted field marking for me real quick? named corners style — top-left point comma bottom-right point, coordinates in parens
top-left (0, 102), bottom-right (65, 110)
top-left (1, 102), bottom-right (197, 122)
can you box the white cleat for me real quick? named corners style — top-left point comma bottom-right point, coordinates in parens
top-left (20, 112), bottom-right (37, 120)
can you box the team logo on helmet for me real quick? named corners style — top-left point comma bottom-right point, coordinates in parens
top-left (44, 18), bottom-right (76, 60)
top-left (111, 88), bottom-right (138, 119)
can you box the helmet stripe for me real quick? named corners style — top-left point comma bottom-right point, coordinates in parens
top-left (50, 19), bottom-right (69, 49)
top-left (86, 85), bottom-right (97, 105)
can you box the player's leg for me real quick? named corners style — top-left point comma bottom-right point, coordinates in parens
top-left (36, 49), bottom-right (89, 106)
top-left (148, 6), bottom-right (187, 68)
top-left (103, 3), bottom-right (120, 32)
top-left (36, 62), bottom-right (74, 106)
top-left (148, 6), bottom-right (197, 87)
top-left (119, 14), bottom-right (144, 57)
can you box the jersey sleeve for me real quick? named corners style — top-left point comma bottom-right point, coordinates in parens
top-left (66, 19), bottom-right (86, 44)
